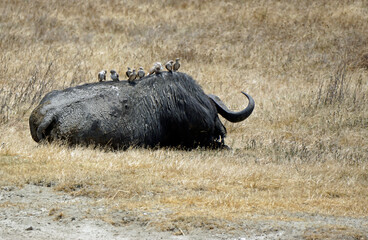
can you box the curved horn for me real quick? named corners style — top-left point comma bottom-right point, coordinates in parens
top-left (208, 92), bottom-right (255, 123)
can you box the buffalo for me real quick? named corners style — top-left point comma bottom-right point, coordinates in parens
top-left (29, 72), bottom-right (254, 149)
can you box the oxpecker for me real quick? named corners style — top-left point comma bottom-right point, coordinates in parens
top-left (165, 60), bottom-right (174, 72)
top-left (173, 58), bottom-right (180, 72)
top-left (137, 67), bottom-right (145, 79)
top-left (148, 62), bottom-right (163, 76)
top-left (126, 67), bottom-right (132, 78)
top-left (110, 70), bottom-right (119, 82)
top-left (98, 70), bottom-right (107, 82)
top-left (154, 62), bottom-right (163, 74)
top-left (128, 69), bottom-right (137, 83)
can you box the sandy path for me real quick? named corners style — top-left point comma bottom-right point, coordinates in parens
top-left (0, 185), bottom-right (367, 240)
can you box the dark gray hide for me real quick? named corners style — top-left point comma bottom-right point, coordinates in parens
top-left (29, 72), bottom-right (254, 149)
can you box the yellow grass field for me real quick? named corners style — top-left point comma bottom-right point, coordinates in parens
top-left (0, 0), bottom-right (367, 237)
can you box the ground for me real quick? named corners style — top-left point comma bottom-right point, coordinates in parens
top-left (1, 185), bottom-right (367, 239)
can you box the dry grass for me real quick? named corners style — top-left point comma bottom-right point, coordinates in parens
top-left (0, 0), bottom-right (367, 231)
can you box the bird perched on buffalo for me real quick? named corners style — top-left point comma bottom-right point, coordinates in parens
top-left (126, 67), bottom-right (132, 78)
top-left (154, 62), bottom-right (163, 74)
top-left (173, 58), bottom-right (180, 72)
top-left (110, 70), bottom-right (119, 81)
top-left (137, 67), bottom-right (145, 79)
top-left (148, 62), bottom-right (163, 76)
top-left (148, 66), bottom-right (155, 76)
top-left (128, 69), bottom-right (137, 83)
top-left (98, 70), bottom-right (107, 82)
top-left (165, 60), bottom-right (174, 73)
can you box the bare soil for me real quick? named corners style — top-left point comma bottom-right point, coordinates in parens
top-left (1, 185), bottom-right (367, 240)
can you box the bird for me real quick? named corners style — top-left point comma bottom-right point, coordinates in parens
top-left (148, 67), bottom-right (155, 76)
top-left (98, 70), bottom-right (107, 82)
top-left (137, 67), bottom-right (145, 79)
top-left (126, 67), bottom-right (132, 78)
top-left (148, 62), bottom-right (163, 76)
top-left (110, 70), bottom-right (119, 81)
top-left (128, 69), bottom-right (137, 83)
top-left (173, 58), bottom-right (180, 72)
top-left (165, 60), bottom-right (174, 72)
top-left (154, 62), bottom-right (163, 74)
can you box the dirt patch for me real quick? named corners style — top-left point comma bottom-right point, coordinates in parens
top-left (1, 185), bottom-right (367, 239)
